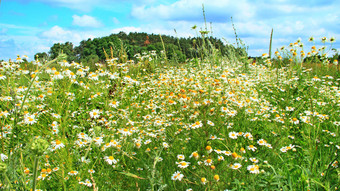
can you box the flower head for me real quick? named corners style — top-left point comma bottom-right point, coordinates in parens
top-left (171, 171), bottom-right (184, 181)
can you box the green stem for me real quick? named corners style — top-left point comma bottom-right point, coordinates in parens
top-left (32, 155), bottom-right (39, 191)
top-left (269, 28), bottom-right (273, 59)
top-left (11, 58), bottom-right (57, 150)
top-left (3, 172), bottom-right (12, 190)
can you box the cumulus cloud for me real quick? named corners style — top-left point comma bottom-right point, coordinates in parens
top-left (131, 0), bottom-right (254, 23)
top-left (72, 15), bottom-right (103, 28)
top-left (40, 26), bottom-right (82, 43)
top-left (14, 0), bottom-right (158, 11)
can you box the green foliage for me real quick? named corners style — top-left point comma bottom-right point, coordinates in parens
top-left (34, 52), bottom-right (48, 61)
top-left (45, 32), bottom-right (245, 65)
top-left (49, 42), bottom-right (77, 62)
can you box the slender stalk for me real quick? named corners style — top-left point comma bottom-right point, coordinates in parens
top-left (1, 120), bottom-right (4, 153)
top-left (159, 34), bottom-right (168, 64)
top-left (269, 28), bottom-right (273, 59)
top-left (231, 17), bottom-right (239, 48)
top-left (32, 155), bottom-right (39, 191)
top-left (4, 173), bottom-right (12, 189)
top-left (202, 4), bottom-right (208, 32)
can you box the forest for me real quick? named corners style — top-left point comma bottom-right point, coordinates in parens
top-left (34, 31), bottom-right (247, 64)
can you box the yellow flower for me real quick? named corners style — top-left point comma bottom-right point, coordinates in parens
top-left (213, 175), bottom-right (220, 181)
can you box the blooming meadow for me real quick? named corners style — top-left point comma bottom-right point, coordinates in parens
top-left (0, 37), bottom-right (339, 190)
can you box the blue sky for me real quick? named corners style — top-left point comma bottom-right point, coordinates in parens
top-left (0, 0), bottom-right (339, 60)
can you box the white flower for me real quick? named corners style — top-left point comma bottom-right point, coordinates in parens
top-left (1, 153), bottom-right (8, 161)
top-left (89, 109), bottom-right (101, 119)
top-left (104, 156), bottom-right (118, 165)
top-left (0, 74), bottom-right (6, 80)
top-left (162, 142), bottom-right (169, 148)
top-left (207, 120), bottom-right (215, 126)
top-left (68, 170), bottom-right (78, 176)
top-left (84, 179), bottom-right (92, 187)
top-left (204, 159), bottom-right (213, 166)
top-left (88, 73), bottom-right (98, 80)
top-left (24, 114), bottom-right (37, 125)
top-left (247, 145), bottom-right (257, 152)
top-left (51, 113), bottom-right (61, 119)
top-left (176, 161), bottom-right (190, 169)
top-left (51, 140), bottom-right (65, 150)
top-left (231, 163), bottom-right (242, 170)
top-left (52, 71), bottom-right (64, 80)
top-left (280, 147), bottom-right (287, 153)
top-left (119, 128), bottom-right (132, 136)
top-left (247, 164), bottom-right (260, 174)
top-left (171, 171), bottom-right (184, 181)
top-left (249, 158), bottom-right (259, 163)
top-left (109, 101), bottom-right (119, 108)
top-left (229, 131), bottom-right (238, 139)
top-left (177, 154), bottom-right (185, 160)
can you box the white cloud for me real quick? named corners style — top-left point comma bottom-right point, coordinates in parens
top-left (72, 15), bottom-right (103, 28)
top-left (131, 0), bottom-right (254, 22)
top-left (37, 0), bottom-right (101, 11)
top-left (40, 26), bottom-right (82, 43)
top-left (112, 17), bottom-right (120, 24)
top-left (111, 26), bottom-right (142, 34)
top-left (19, 0), bottom-right (156, 11)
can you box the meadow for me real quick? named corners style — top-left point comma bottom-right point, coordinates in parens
top-left (0, 35), bottom-right (339, 190)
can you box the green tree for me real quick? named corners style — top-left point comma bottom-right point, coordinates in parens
top-left (49, 42), bottom-right (76, 61)
top-left (34, 52), bottom-right (48, 61)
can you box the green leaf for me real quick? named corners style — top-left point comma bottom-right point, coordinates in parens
top-left (119, 171), bottom-right (145, 179)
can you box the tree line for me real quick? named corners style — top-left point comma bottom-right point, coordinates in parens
top-left (34, 31), bottom-right (247, 64)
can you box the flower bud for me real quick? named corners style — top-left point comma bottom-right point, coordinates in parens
top-left (30, 138), bottom-right (49, 155)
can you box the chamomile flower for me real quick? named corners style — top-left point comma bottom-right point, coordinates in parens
top-left (119, 128), bottom-right (132, 136)
top-left (249, 158), bottom-right (259, 163)
top-left (24, 114), bottom-right (37, 125)
top-left (109, 101), bottom-right (119, 108)
top-left (68, 170), bottom-right (78, 176)
top-left (229, 131), bottom-right (238, 139)
top-left (0, 74), bottom-right (6, 80)
top-left (217, 155), bottom-right (224, 161)
top-left (177, 154), bottom-right (185, 160)
top-left (189, 151), bottom-right (199, 159)
top-left (1, 153), bottom-right (8, 161)
top-left (171, 171), bottom-right (184, 181)
top-left (53, 71), bottom-right (64, 80)
top-left (213, 174), bottom-right (220, 181)
top-left (207, 120), bottom-right (215, 126)
top-left (88, 169), bottom-right (95, 174)
top-left (176, 161), bottom-right (190, 169)
top-left (88, 72), bottom-right (99, 80)
top-left (247, 164), bottom-right (260, 174)
top-left (162, 142), bottom-right (169, 148)
top-left (104, 156), bottom-right (118, 165)
top-left (89, 109), bottom-right (101, 119)
top-left (201, 177), bottom-right (207, 185)
top-left (51, 140), bottom-right (65, 150)
top-left (230, 163), bottom-right (242, 170)
top-left (204, 159), bottom-right (213, 166)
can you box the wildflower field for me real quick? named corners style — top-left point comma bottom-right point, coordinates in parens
top-left (0, 37), bottom-right (339, 190)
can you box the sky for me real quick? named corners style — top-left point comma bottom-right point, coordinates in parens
top-left (0, 0), bottom-right (339, 61)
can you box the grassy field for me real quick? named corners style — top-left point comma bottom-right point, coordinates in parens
top-left (0, 37), bottom-right (339, 191)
